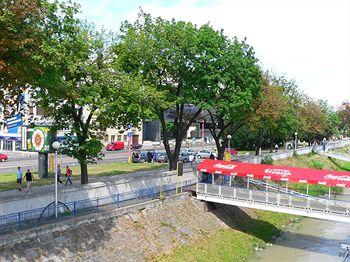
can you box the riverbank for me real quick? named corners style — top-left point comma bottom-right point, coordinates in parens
top-left (160, 152), bottom-right (350, 261)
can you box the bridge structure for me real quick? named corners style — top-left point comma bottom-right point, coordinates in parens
top-left (196, 160), bottom-right (350, 223)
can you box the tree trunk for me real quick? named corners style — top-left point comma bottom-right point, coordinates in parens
top-left (80, 161), bottom-right (88, 184)
top-left (269, 132), bottom-right (275, 153)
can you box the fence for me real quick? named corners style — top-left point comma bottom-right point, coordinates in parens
top-left (0, 179), bottom-right (194, 234)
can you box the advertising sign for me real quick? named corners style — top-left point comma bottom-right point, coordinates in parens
top-left (21, 126), bottom-right (27, 150)
top-left (6, 114), bottom-right (23, 129)
top-left (26, 126), bottom-right (53, 152)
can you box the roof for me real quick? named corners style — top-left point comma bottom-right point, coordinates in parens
top-left (197, 159), bottom-right (350, 188)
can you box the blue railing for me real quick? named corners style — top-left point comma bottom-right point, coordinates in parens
top-left (0, 180), bottom-right (194, 234)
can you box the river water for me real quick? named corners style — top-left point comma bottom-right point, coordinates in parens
top-left (252, 191), bottom-right (350, 262)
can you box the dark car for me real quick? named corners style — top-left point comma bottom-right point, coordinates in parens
top-left (179, 152), bottom-right (191, 163)
top-left (131, 143), bottom-right (143, 149)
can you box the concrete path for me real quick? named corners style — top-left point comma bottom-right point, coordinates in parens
top-left (325, 152), bottom-right (350, 162)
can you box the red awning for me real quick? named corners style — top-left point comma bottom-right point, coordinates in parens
top-left (197, 159), bottom-right (350, 188)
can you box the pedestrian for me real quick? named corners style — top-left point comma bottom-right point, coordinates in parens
top-left (147, 150), bottom-right (152, 163)
top-left (25, 169), bottom-right (34, 193)
top-left (57, 164), bottom-right (63, 184)
top-left (65, 166), bottom-right (73, 185)
top-left (188, 154), bottom-right (195, 166)
top-left (274, 144), bottom-right (279, 152)
top-left (209, 152), bottom-right (215, 160)
top-left (16, 166), bottom-right (23, 191)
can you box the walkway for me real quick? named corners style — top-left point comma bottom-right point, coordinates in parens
top-left (196, 182), bottom-right (350, 223)
top-left (325, 152), bottom-right (350, 162)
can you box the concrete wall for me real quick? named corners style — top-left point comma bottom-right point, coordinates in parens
top-left (0, 169), bottom-right (197, 216)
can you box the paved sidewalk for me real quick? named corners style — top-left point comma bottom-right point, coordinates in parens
top-left (0, 166), bottom-right (180, 203)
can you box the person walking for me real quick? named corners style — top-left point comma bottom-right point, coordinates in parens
top-left (147, 150), bottom-right (152, 163)
top-left (16, 167), bottom-right (23, 191)
top-left (65, 166), bottom-right (73, 185)
top-left (57, 164), bottom-right (63, 184)
top-left (25, 169), bottom-right (34, 193)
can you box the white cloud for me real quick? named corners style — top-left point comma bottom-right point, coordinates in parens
top-left (76, 0), bottom-right (350, 107)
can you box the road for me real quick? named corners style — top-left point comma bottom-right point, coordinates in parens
top-left (0, 144), bottom-right (217, 174)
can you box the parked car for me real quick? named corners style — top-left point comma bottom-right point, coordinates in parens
top-left (196, 149), bottom-right (217, 159)
top-left (106, 141), bottom-right (125, 151)
top-left (156, 152), bottom-right (168, 163)
top-left (179, 152), bottom-right (192, 163)
top-left (181, 148), bottom-right (196, 156)
top-left (131, 143), bottom-right (142, 149)
top-left (0, 153), bottom-right (8, 162)
top-left (97, 152), bottom-right (105, 160)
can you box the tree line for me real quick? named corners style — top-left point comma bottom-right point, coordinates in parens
top-left (1, 1), bottom-right (349, 184)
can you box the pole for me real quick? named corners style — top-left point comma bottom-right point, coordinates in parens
top-left (328, 187), bottom-right (331, 199)
top-left (54, 150), bottom-right (58, 218)
top-left (128, 129), bottom-right (131, 163)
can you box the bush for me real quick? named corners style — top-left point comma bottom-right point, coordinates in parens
top-left (261, 156), bottom-right (273, 165)
top-left (309, 160), bottom-right (324, 170)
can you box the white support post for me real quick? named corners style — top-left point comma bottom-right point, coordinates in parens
top-left (247, 177), bottom-right (250, 190)
top-left (306, 184), bottom-right (309, 196)
top-left (249, 190), bottom-right (252, 201)
top-left (288, 194), bottom-right (292, 206)
top-left (306, 197), bottom-right (310, 209)
top-left (54, 150), bottom-right (58, 218)
top-left (346, 203), bottom-right (349, 215)
top-left (196, 171), bottom-right (199, 193)
top-left (218, 186), bottom-right (222, 197)
top-left (266, 180), bottom-right (269, 192)
top-left (204, 183), bottom-right (208, 195)
top-left (212, 174), bottom-right (215, 185)
top-left (229, 176), bottom-right (232, 187)
top-left (285, 182), bottom-right (288, 193)
top-left (276, 193), bottom-right (280, 206)
top-left (328, 187), bottom-right (331, 199)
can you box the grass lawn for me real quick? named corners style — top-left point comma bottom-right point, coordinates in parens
top-left (156, 211), bottom-right (296, 262)
top-left (0, 162), bottom-right (166, 192)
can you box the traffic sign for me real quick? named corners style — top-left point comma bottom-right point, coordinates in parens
top-left (127, 131), bottom-right (132, 137)
top-left (127, 123), bottom-right (133, 129)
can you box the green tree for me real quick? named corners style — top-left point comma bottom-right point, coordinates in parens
top-left (202, 38), bottom-right (261, 159)
top-left (34, 1), bottom-right (154, 184)
top-left (117, 12), bottom-right (228, 169)
top-left (0, 0), bottom-right (46, 111)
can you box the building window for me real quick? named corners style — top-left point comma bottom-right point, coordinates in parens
top-left (123, 135), bottom-right (127, 142)
top-left (104, 135), bottom-right (109, 142)
top-left (111, 135), bottom-right (115, 142)
top-left (117, 135), bottom-right (122, 141)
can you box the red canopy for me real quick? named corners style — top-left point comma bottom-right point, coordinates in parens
top-left (197, 159), bottom-right (350, 188)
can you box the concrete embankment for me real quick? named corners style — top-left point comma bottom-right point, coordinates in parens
top-left (0, 194), bottom-right (294, 261)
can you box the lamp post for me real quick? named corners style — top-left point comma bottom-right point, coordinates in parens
top-left (52, 141), bottom-right (61, 218)
top-left (227, 135), bottom-right (232, 151)
top-left (294, 132), bottom-right (298, 150)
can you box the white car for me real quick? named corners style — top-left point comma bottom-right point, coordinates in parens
top-left (196, 149), bottom-right (217, 159)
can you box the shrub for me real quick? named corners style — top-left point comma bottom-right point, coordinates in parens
top-left (309, 160), bottom-right (324, 170)
top-left (261, 156), bottom-right (273, 165)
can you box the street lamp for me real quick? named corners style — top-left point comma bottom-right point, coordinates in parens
top-left (227, 135), bottom-right (232, 151)
top-left (294, 132), bottom-right (298, 150)
top-left (52, 141), bottom-right (61, 218)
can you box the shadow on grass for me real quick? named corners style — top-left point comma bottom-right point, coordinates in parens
top-left (329, 157), bottom-right (350, 172)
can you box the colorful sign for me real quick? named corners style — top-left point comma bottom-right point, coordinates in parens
top-left (26, 126), bottom-right (53, 152)
top-left (6, 114), bottom-right (23, 130)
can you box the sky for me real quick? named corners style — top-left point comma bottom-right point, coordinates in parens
top-left (75, 0), bottom-right (350, 108)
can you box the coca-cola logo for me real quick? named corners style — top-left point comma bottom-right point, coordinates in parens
top-left (213, 163), bottom-right (237, 170)
top-left (264, 168), bottom-right (291, 177)
top-left (324, 174), bottom-right (350, 182)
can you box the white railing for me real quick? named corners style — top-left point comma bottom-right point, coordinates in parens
top-left (197, 183), bottom-right (350, 217)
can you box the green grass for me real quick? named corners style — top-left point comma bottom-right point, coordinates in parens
top-left (156, 211), bottom-right (296, 262)
top-left (0, 162), bottom-right (165, 191)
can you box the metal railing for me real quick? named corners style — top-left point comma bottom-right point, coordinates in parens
top-left (0, 180), bottom-right (194, 234)
top-left (197, 183), bottom-right (350, 216)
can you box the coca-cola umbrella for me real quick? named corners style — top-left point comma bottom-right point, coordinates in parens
top-left (197, 159), bottom-right (350, 188)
